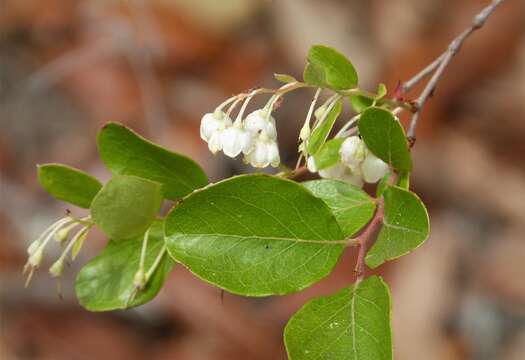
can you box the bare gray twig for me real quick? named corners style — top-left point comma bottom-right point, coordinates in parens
top-left (406, 0), bottom-right (506, 139)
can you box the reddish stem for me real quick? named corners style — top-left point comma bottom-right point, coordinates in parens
top-left (354, 199), bottom-right (384, 281)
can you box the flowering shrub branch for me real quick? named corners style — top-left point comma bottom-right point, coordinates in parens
top-left (25, 1), bottom-right (505, 358)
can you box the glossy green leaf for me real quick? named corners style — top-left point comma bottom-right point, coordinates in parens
top-left (91, 175), bottom-right (163, 239)
top-left (358, 107), bottom-right (412, 171)
top-left (303, 45), bottom-right (358, 90)
top-left (307, 99), bottom-right (342, 155)
top-left (76, 221), bottom-right (174, 311)
top-left (313, 138), bottom-right (344, 170)
top-left (274, 73), bottom-right (297, 84)
top-left (366, 186), bottom-right (429, 268)
top-left (37, 164), bottom-right (102, 208)
top-left (350, 94), bottom-right (373, 113)
top-left (97, 122), bottom-right (208, 200)
top-left (304, 180), bottom-right (376, 237)
top-left (165, 174), bottom-right (345, 296)
top-left (285, 275), bottom-right (392, 360)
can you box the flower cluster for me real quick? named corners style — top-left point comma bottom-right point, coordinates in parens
top-left (200, 107), bottom-right (280, 168)
top-left (307, 136), bottom-right (389, 187)
top-left (23, 214), bottom-right (93, 290)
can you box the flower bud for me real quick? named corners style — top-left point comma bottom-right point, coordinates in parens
top-left (133, 268), bottom-right (146, 290)
top-left (49, 258), bottom-right (65, 278)
top-left (314, 104), bottom-right (328, 120)
top-left (299, 122), bottom-right (311, 142)
top-left (54, 227), bottom-right (70, 244)
top-left (28, 247), bottom-right (44, 268)
top-left (27, 240), bottom-right (41, 256)
top-left (361, 152), bottom-right (389, 183)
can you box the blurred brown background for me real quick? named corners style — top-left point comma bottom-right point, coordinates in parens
top-left (1, 0), bottom-right (525, 359)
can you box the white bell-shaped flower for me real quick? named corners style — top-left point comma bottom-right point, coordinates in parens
top-left (361, 152), bottom-right (389, 183)
top-left (340, 136), bottom-right (367, 171)
top-left (200, 111), bottom-right (232, 142)
top-left (319, 162), bottom-right (363, 187)
top-left (244, 109), bottom-right (277, 140)
top-left (244, 134), bottom-right (280, 168)
top-left (221, 124), bottom-right (254, 158)
top-left (207, 131), bottom-right (224, 154)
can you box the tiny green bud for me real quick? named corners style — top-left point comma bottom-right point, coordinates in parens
top-left (299, 122), bottom-right (311, 141)
top-left (54, 228), bottom-right (70, 243)
top-left (314, 104), bottom-right (328, 120)
top-left (27, 240), bottom-right (41, 256)
top-left (28, 247), bottom-right (44, 268)
top-left (49, 258), bottom-right (65, 278)
top-left (133, 268), bottom-right (146, 290)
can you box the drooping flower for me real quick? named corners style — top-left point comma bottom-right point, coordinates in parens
top-left (221, 124), bottom-right (254, 158)
top-left (340, 136), bottom-right (367, 171)
top-left (200, 111), bottom-right (232, 153)
top-left (361, 152), bottom-right (389, 183)
top-left (244, 133), bottom-right (280, 168)
top-left (244, 109), bottom-right (277, 140)
top-left (318, 162), bottom-right (364, 187)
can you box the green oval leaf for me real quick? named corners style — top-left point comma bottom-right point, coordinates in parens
top-left (91, 175), bottom-right (163, 239)
top-left (303, 180), bottom-right (376, 237)
top-left (75, 221), bottom-right (174, 311)
top-left (350, 95), bottom-right (374, 113)
top-left (307, 99), bottom-right (342, 155)
top-left (303, 45), bottom-right (358, 90)
top-left (358, 107), bottom-right (412, 171)
top-left (366, 186), bottom-right (429, 268)
top-left (37, 163), bottom-right (102, 208)
top-left (165, 174), bottom-right (345, 296)
top-left (284, 275), bottom-right (392, 360)
top-left (97, 122), bottom-right (208, 200)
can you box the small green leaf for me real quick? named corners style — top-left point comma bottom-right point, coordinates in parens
top-left (91, 175), bottom-right (163, 239)
top-left (274, 73), bottom-right (297, 84)
top-left (350, 95), bottom-right (374, 113)
top-left (37, 164), bottom-right (102, 209)
top-left (358, 107), bottom-right (412, 171)
top-left (76, 221), bottom-right (174, 311)
top-left (366, 186), bottom-right (429, 268)
top-left (313, 138), bottom-right (344, 170)
top-left (284, 275), bottom-right (392, 360)
top-left (303, 45), bottom-right (358, 90)
top-left (165, 174), bottom-right (345, 296)
top-left (304, 180), bottom-right (376, 237)
top-left (307, 99), bottom-right (342, 155)
top-left (376, 83), bottom-right (387, 99)
top-left (97, 122), bottom-right (208, 200)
